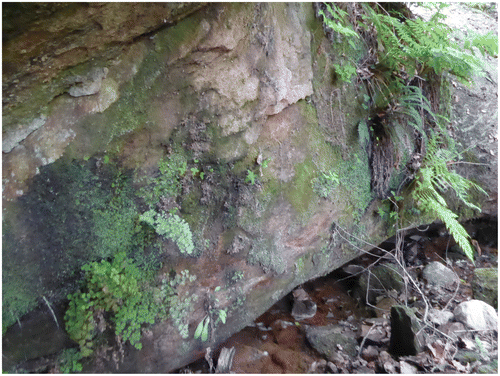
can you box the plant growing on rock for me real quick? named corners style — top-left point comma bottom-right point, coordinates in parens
top-left (140, 209), bottom-right (194, 255)
top-left (245, 169), bottom-right (256, 185)
top-left (194, 286), bottom-right (227, 343)
top-left (65, 251), bottom-right (197, 362)
top-left (64, 252), bottom-right (159, 357)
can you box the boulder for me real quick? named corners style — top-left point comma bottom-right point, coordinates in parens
top-left (356, 264), bottom-right (405, 305)
top-left (388, 305), bottom-right (423, 356)
top-left (453, 300), bottom-right (498, 331)
top-left (2, 2), bottom-right (497, 373)
top-left (305, 325), bottom-right (359, 360)
top-left (422, 261), bottom-right (458, 288)
top-left (2, 3), bottom-right (391, 372)
top-left (472, 268), bottom-right (498, 308)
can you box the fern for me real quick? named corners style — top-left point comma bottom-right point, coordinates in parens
top-left (318, 3), bottom-right (360, 40)
top-left (359, 3), bottom-right (494, 86)
top-left (412, 132), bottom-right (487, 262)
top-left (140, 209), bottom-right (194, 255)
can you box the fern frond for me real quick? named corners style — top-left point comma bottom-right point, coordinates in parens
top-left (411, 131), bottom-right (488, 263)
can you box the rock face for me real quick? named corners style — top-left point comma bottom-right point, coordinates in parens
top-left (2, 2), bottom-right (497, 373)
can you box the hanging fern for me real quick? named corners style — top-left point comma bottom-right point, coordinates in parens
top-left (317, 3), bottom-right (360, 42)
top-left (359, 3), bottom-right (496, 86)
top-left (411, 132), bottom-right (487, 262)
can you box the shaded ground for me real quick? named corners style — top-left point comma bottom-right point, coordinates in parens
top-left (177, 218), bottom-right (498, 374)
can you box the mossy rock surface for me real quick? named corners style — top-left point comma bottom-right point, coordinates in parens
top-left (472, 268), bottom-right (498, 308)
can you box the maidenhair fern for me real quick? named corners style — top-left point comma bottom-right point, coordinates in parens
top-left (140, 209), bottom-right (194, 255)
top-left (411, 132), bottom-right (487, 262)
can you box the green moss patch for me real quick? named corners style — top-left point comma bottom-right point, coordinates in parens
top-left (2, 158), bottom-right (158, 333)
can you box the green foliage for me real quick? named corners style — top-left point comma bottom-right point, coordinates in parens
top-left (140, 209), bottom-right (194, 255)
top-left (160, 269), bottom-right (198, 338)
top-left (411, 132), bottom-right (487, 263)
top-left (333, 63), bottom-right (357, 83)
top-left (245, 169), bottom-right (256, 185)
top-left (317, 3), bottom-right (359, 47)
top-left (312, 170), bottom-right (340, 198)
top-left (194, 286), bottom-right (227, 343)
top-left (65, 251), bottom-right (197, 360)
top-left (139, 154), bottom-right (187, 207)
top-left (64, 252), bottom-right (160, 356)
top-left (194, 315), bottom-right (210, 342)
top-left (464, 31), bottom-right (498, 57)
top-left (58, 348), bottom-right (84, 373)
top-left (359, 3), bottom-right (491, 85)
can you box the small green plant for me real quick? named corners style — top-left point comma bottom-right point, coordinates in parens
top-left (245, 169), bottom-right (256, 185)
top-left (139, 154), bottom-right (187, 207)
top-left (378, 191), bottom-right (403, 224)
top-left (160, 270), bottom-right (198, 338)
top-left (261, 158), bottom-right (271, 169)
top-left (58, 348), bottom-right (84, 373)
top-left (231, 270), bottom-right (244, 282)
top-left (312, 170), bottom-right (340, 198)
top-left (194, 315), bottom-right (211, 342)
top-left (194, 286), bottom-right (227, 342)
top-left (140, 209), bottom-right (194, 255)
top-left (64, 252), bottom-right (158, 357)
top-left (333, 63), bottom-right (357, 83)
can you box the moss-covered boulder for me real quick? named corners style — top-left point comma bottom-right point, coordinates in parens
top-left (472, 268), bottom-right (498, 308)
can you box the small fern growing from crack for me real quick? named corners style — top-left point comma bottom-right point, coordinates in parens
top-left (411, 132), bottom-right (487, 262)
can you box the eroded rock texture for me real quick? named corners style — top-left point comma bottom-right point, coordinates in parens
top-left (2, 3), bottom-right (496, 372)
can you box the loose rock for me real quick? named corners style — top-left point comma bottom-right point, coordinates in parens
top-left (305, 325), bottom-right (359, 360)
top-left (422, 261), bottom-right (458, 288)
top-left (428, 308), bottom-right (454, 327)
top-left (291, 288), bottom-right (317, 321)
top-left (453, 300), bottom-right (498, 331)
top-left (472, 268), bottom-right (498, 307)
top-left (388, 305), bottom-right (422, 356)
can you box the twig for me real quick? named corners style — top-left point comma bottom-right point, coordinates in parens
top-left (357, 322), bottom-right (379, 358)
top-left (43, 295), bottom-right (59, 329)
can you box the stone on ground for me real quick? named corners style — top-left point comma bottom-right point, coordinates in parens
top-left (388, 305), bottom-right (422, 356)
top-left (305, 325), bottom-right (358, 360)
top-left (422, 261), bottom-right (458, 288)
top-left (472, 268), bottom-right (498, 308)
top-left (453, 300), bottom-right (498, 331)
